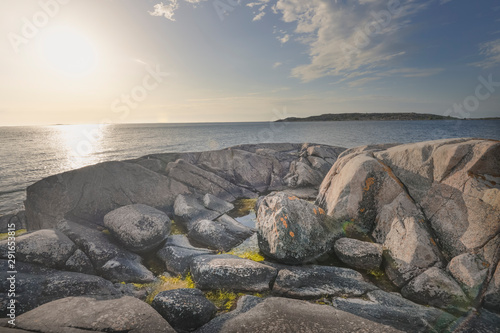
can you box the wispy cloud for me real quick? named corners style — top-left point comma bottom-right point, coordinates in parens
top-left (472, 38), bottom-right (500, 68)
top-left (253, 11), bottom-right (266, 21)
top-left (272, 0), bottom-right (432, 82)
top-left (273, 62), bottom-right (283, 68)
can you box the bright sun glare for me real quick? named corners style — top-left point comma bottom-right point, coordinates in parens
top-left (41, 27), bottom-right (97, 77)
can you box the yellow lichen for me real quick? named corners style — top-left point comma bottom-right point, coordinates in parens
top-left (0, 229), bottom-right (27, 241)
top-left (205, 290), bottom-right (245, 311)
top-left (170, 220), bottom-right (185, 235)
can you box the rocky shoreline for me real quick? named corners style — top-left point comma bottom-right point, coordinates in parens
top-left (0, 138), bottom-right (499, 332)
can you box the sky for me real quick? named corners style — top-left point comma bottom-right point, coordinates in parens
top-left (0, 0), bottom-right (499, 126)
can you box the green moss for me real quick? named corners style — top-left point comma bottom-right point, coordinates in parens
top-left (0, 229), bottom-right (27, 241)
top-left (228, 199), bottom-right (257, 218)
top-left (367, 268), bottom-right (385, 278)
top-left (205, 290), bottom-right (245, 311)
top-left (170, 220), bottom-right (185, 235)
top-left (226, 250), bottom-right (265, 262)
top-left (143, 274), bottom-right (196, 304)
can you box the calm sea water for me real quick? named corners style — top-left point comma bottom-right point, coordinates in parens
top-left (1, 120), bottom-right (499, 215)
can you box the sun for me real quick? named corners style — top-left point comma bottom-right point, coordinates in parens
top-left (41, 26), bottom-right (97, 77)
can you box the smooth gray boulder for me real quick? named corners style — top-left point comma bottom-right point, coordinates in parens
top-left (15, 296), bottom-right (176, 333)
top-left (152, 288), bottom-right (217, 332)
top-left (203, 193), bottom-right (234, 214)
top-left (401, 267), bottom-right (470, 314)
top-left (0, 260), bottom-right (121, 316)
top-left (188, 216), bottom-right (254, 252)
top-left (190, 254), bottom-right (277, 292)
top-left (0, 229), bottom-right (76, 269)
top-left (201, 297), bottom-right (403, 333)
top-left (57, 220), bottom-right (154, 283)
top-left (448, 253), bottom-right (489, 300)
top-left (174, 194), bottom-right (221, 231)
top-left (257, 192), bottom-right (342, 264)
top-left (156, 235), bottom-right (214, 276)
top-left (65, 249), bottom-right (95, 275)
top-left (332, 289), bottom-right (457, 332)
top-left (334, 238), bottom-right (383, 271)
top-left (273, 265), bottom-right (378, 299)
top-left (25, 160), bottom-right (190, 230)
top-left (104, 204), bottom-right (171, 253)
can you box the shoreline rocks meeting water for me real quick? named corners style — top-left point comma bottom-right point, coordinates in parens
top-left (0, 138), bottom-right (499, 332)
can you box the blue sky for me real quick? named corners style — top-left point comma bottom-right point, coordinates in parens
top-left (0, 0), bottom-right (499, 125)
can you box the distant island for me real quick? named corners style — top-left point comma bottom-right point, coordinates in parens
top-left (276, 112), bottom-right (458, 122)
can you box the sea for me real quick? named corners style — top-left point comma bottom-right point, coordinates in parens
top-left (1, 119), bottom-right (499, 215)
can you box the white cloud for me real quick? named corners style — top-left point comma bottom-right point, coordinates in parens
top-left (253, 11), bottom-right (266, 21)
top-left (273, 62), bottom-right (283, 68)
top-left (272, 0), bottom-right (432, 82)
top-left (150, 0), bottom-right (208, 21)
top-left (149, 1), bottom-right (180, 21)
top-left (279, 34), bottom-right (290, 43)
top-left (473, 39), bottom-right (500, 69)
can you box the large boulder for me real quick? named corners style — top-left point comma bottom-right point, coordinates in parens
top-left (156, 235), bottom-right (214, 276)
top-left (152, 288), bottom-right (217, 332)
top-left (256, 192), bottom-right (342, 264)
top-left (401, 267), bottom-right (470, 314)
top-left (272, 265), bottom-right (378, 299)
top-left (65, 249), bottom-right (95, 274)
top-left (103, 204), bottom-right (171, 254)
top-left (484, 264), bottom-right (500, 313)
top-left (0, 211), bottom-right (26, 233)
top-left (200, 297), bottom-right (402, 333)
top-left (317, 138), bottom-right (499, 287)
top-left (15, 296), bottom-right (176, 333)
top-left (174, 194), bottom-right (222, 231)
top-left (25, 161), bottom-right (190, 230)
top-left (0, 229), bottom-right (76, 269)
top-left (190, 254), bottom-right (277, 292)
top-left (333, 238), bottom-right (383, 271)
top-left (332, 289), bottom-right (457, 332)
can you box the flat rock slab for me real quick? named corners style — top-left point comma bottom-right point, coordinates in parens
top-left (272, 265), bottom-right (378, 299)
top-left (0, 260), bottom-right (122, 316)
top-left (333, 289), bottom-right (457, 332)
top-left (152, 288), bottom-right (217, 332)
top-left (103, 204), bottom-right (171, 254)
top-left (203, 297), bottom-right (403, 333)
top-left (15, 296), bottom-right (176, 333)
top-left (174, 194), bottom-right (222, 231)
top-left (157, 235), bottom-right (214, 276)
top-left (190, 254), bottom-right (277, 292)
top-left (203, 193), bottom-right (234, 214)
top-left (334, 237), bottom-right (383, 271)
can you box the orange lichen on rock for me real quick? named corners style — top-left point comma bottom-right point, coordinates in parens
top-left (318, 208), bottom-right (325, 215)
top-left (313, 208), bottom-right (317, 215)
top-left (430, 238), bottom-right (437, 246)
top-left (281, 217), bottom-right (288, 228)
top-left (363, 177), bottom-right (375, 192)
top-left (288, 196), bottom-right (299, 201)
top-left (289, 231), bottom-right (295, 238)
top-left (360, 208), bottom-right (365, 213)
